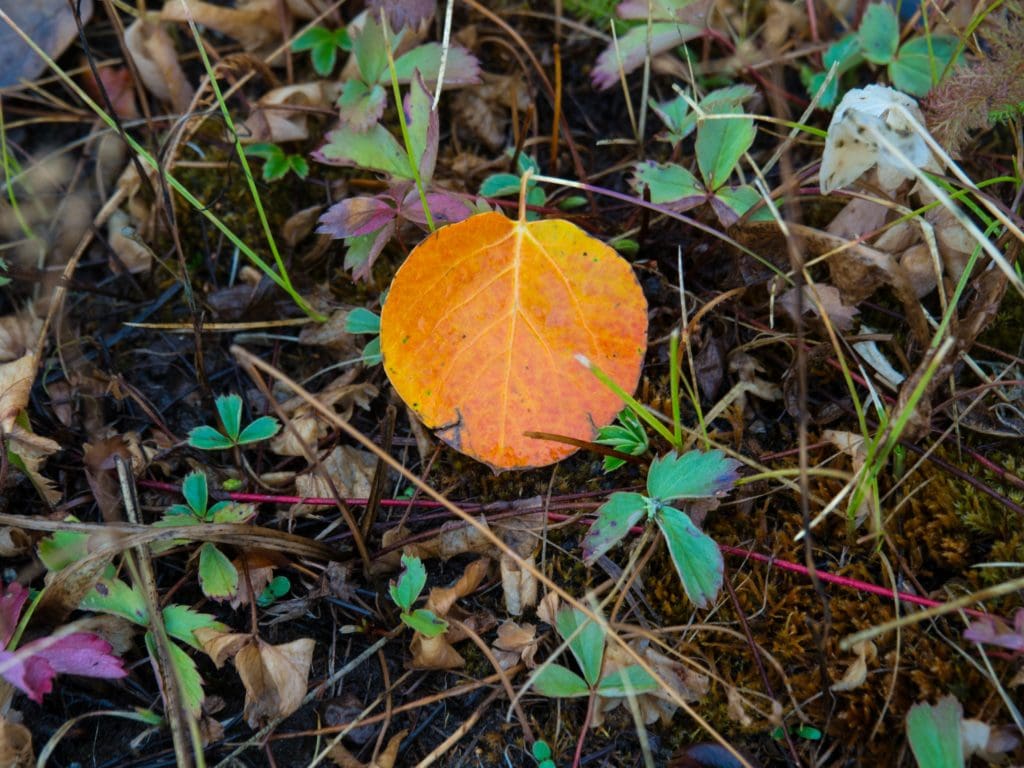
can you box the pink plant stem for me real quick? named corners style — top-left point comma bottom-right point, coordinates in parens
top-left (140, 480), bottom-right (997, 622)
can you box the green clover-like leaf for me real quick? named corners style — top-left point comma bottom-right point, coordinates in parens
top-left (187, 425), bottom-right (234, 451)
top-left (555, 608), bottom-right (605, 687)
top-left (654, 505), bottom-right (724, 609)
top-left (646, 450), bottom-right (741, 502)
top-left (581, 492), bottom-right (647, 565)
top-left (401, 608), bottom-right (449, 637)
top-left (237, 415), bottom-right (280, 445)
top-left (215, 394), bottom-right (244, 442)
top-left (531, 663), bottom-right (591, 698)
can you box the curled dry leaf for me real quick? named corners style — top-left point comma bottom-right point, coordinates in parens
top-left (500, 553), bottom-right (538, 616)
top-left (0, 308), bottom-right (42, 363)
top-left (450, 72), bottom-right (533, 151)
top-left (290, 446), bottom-right (378, 514)
top-left (830, 639), bottom-right (876, 692)
top-left (596, 640), bottom-right (709, 726)
top-left (124, 19), bottom-right (195, 113)
top-left (242, 83), bottom-right (331, 144)
top-left (778, 284), bottom-right (859, 332)
top-left (195, 628), bottom-right (314, 728)
top-left (0, 353), bottom-right (61, 505)
top-left (328, 728), bottom-right (407, 768)
top-left (161, 0), bottom-right (281, 53)
top-left (492, 620), bottom-right (539, 670)
top-left (0, 716), bottom-right (33, 768)
top-left (410, 559), bottom-right (492, 670)
top-left (107, 210), bottom-right (151, 275)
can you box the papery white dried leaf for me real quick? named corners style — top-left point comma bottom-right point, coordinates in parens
top-left (820, 85), bottom-right (937, 195)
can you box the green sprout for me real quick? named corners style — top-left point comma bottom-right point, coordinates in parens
top-left (188, 393), bottom-right (280, 451)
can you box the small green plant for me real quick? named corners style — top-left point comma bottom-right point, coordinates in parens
top-left (594, 408), bottom-right (649, 472)
top-left (243, 143), bottom-right (310, 182)
top-left (345, 307), bottom-right (382, 365)
top-left (389, 554), bottom-right (448, 637)
top-left (773, 723), bottom-right (823, 742)
top-left (581, 450), bottom-right (740, 608)
top-left (633, 85), bottom-right (774, 226)
top-left (153, 471), bottom-right (256, 600)
top-left (257, 575), bottom-right (291, 607)
top-left (802, 3), bottom-right (962, 107)
top-left (531, 607), bottom-right (659, 703)
top-left (291, 24), bottom-right (351, 76)
top-left (187, 393), bottom-right (280, 451)
top-left (532, 739), bottom-right (557, 768)
top-left (480, 152), bottom-right (587, 219)
top-left (37, 529), bottom-right (226, 717)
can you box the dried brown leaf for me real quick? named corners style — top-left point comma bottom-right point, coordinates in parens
top-left (161, 0), bottom-right (280, 52)
top-left (492, 620), bottom-right (538, 669)
top-left (0, 716), bottom-right (33, 768)
top-left (0, 309), bottom-right (42, 363)
top-left (830, 640), bottom-right (876, 692)
top-left (500, 552), bottom-right (538, 615)
top-left (124, 19), bottom-right (194, 112)
top-left (409, 631), bottom-right (464, 670)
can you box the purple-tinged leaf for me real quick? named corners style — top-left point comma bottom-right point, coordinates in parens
top-left (367, 0), bottom-right (435, 31)
top-left (346, 222), bottom-right (396, 282)
top-left (0, 632), bottom-right (126, 703)
top-left (403, 72), bottom-right (438, 182)
top-left (581, 492), bottom-right (646, 565)
top-left (647, 450), bottom-right (741, 502)
top-left (617, 0), bottom-right (712, 22)
top-left (337, 80), bottom-right (387, 132)
top-left (1, 581), bottom-right (29, 647)
top-left (318, 197), bottom-right (397, 239)
top-left (314, 123), bottom-right (409, 178)
top-left (592, 22), bottom-right (703, 91)
top-left (654, 506), bottom-right (723, 609)
top-left (392, 44), bottom-right (481, 87)
top-left (963, 609), bottom-right (1024, 653)
top-left (400, 189), bottom-right (474, 228)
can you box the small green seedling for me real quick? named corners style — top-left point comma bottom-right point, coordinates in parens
top-left (243, 143), bottom-right (310, 183)
top-left (188, 393), bottom-right (280, 451)
top-left (479, 152), bottom-right (547, 220)
top-left (906, 695), bottom-right (964, 768)
top-left (532, 740), bottom-right (557, 768)
top-left (801, 3), bottom-right (962, 107)
top-left (257, 575), bottom-right (291, 607)
top-left (581, 450), bottom-right (740, 608)
top-left (153, 471), bottom-right (256, 601)
top-left (773, 723), bottom-right (823, 742)
top-left (291, 25), bottom-right (351, 77)
top-left (635, 86), bottom-right (773, 227)
top-left (389, 554), bottom-right (448, 637)
top-left (346, 307), bottom-right (382, 365)
top-left (531, 607), bottom-right (659, 704)
top-left (595, 408), bottom-right (649, 472)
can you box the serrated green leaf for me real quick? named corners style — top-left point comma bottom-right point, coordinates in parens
top-left (479, 173), bottom-right (522, 198)
top-left (209, 501), bottom-right (256, 524)
top-left (402, 608), bottom-right (449, 637)
top-left (595, 409), bottom-right (648, 472)
top-left (353, 15), bottom-right (389, 83)
top-left (243, 142), bottom-right (283, 162)
top-left (198, 543), bottom-right (239, 601)
top-left (214, 394), bottom-right (243, 442)
top-left (646, 450), bottom-right (741, 502)
top-left (390, 553), bottom-right (426, 613)
top-left (187, 425), bottom-right (233, 451)
top-left (581, 492), bottom-right (647, 564)
top-left (858, 3), bottom-right (899, 65)
top-left (263, 154), bottom-right (289, 182)
top-left (292, 26), bottom-right (332, 52)
top-left (162, 604), bottom-right (227, 650)
top-left (890, 36), bottom-right (961, 96)
top-left (237, 415), bottom-right (280, 445)
top-left (555, 608), bottom-right (605, 687)
top-left (597, 664), bottom-right (660, 696)
top-left (82, 576), bottom-right (148, 625)
top-left (346, 307), bottom-right (382, 334)
top-left (531, 663), bottom-right (591, 698)
top-left (147, 633), bottom-right (205, 718)
top-left (631, 161), bottom-right (704, 206)
top-left (695, 100), bottom-right (755, 192)
top-left (38, 526), bottom-right (89, 571)
top-left (318, 123), bottom-right (410, 178)
top-left (181, 471), bottom-right (208, 517)
top-left (655, 505), bottom-right (723, 609)
top-left (906, 695), bottom-right (963, 768)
